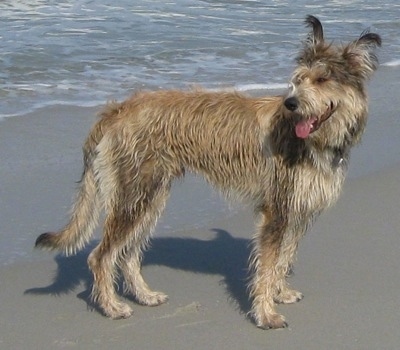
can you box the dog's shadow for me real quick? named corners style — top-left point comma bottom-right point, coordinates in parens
top-left (25, 229), bottom-right (252, 314)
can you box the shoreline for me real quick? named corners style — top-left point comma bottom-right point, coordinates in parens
top-left (0, 66), bottom-right (400, 348)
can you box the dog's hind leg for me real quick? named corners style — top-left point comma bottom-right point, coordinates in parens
top-left (87, 210), bottom-right (135, 319)
top-left (87, 130), bottom-right (176, 318)
top-left (119, 181), bottom-right (172, 307)
top-left (87, 174), bottom-right (172, 318)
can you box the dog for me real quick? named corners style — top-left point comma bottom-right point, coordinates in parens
top-left (35, 16), bottom-right (381, 329)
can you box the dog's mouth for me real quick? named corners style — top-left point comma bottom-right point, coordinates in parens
top-left (294, 102), bottom-right (336, 139)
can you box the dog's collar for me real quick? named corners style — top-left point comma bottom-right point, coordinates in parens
top-left (332, 153), bottom-right (344, 168)
top-left (332, 147), bottom-right (347, 168)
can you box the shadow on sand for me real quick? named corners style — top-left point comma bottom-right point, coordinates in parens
top-left (25, 229), bottom-right (252, 314)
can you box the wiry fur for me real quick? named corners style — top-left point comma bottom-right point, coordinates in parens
top-left (35, 16), bottom-right (381, 329)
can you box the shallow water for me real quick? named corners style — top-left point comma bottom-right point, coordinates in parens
top-left (0, 0), bottom-right (399, 117)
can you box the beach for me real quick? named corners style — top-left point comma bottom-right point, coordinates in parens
top-left (0, 65), bottom-right (399, 349)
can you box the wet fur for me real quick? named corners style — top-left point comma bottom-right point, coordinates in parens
top-left (35, 16), bottom-right (381, 329)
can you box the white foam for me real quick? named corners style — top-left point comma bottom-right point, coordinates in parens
top-left (0, 99), bottom-right (104, 119)
top-left (235, 83), bottom-right (287, 92)
top-left (382, 59), bottom-right (400, 67)
top-left (205, 83), bottom-right (287, 94)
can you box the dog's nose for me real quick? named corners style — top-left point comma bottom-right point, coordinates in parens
top-left (284, 97), bottom-right (299, 111)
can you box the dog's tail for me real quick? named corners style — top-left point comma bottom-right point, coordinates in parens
top-left (35, 116), bottom-right (107, 256)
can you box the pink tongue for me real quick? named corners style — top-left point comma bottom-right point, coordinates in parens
top-left (295, 118), bottom-right (315, 139)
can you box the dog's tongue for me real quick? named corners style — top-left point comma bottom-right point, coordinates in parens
top-left (295, 118), bottom-right (316, 139)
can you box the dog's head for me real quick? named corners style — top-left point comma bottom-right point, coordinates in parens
top-left (283, 15), bottom-right (381, 147)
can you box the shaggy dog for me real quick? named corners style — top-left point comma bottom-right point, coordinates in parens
top-left (36, 16), bottom-right (381, 329)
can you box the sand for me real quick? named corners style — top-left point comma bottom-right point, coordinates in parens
top-left (0, 66), bottom-right (400, 349)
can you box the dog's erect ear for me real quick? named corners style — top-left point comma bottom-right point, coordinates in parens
top-left (342, 31), bottom-right (382, 80)
top-left (357, 32), bottom-right (382, 48)
top-left (305, 15), bottom-right (324, 46)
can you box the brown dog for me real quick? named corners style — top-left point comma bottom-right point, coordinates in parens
top-left (35, 16), bottom-right (381, 329)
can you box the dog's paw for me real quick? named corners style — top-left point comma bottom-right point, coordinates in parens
top-left (274, 288), bottom-right (304, 304)
top-left (105, 302), bottom-right (134, 319)
top-left (136, 291), bottom-right (169, 306)
top-left (255, 312), bottom-right (288, 330)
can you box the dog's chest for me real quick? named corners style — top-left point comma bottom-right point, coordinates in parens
top-left (290, 164), bottom-right (345, 214)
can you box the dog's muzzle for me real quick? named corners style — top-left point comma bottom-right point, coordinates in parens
top-left (293, 101), bottom-right (336, 139)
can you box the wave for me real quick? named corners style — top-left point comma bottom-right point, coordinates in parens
top-left (382, 59), bottom-right (400, 67)
top-left (0, 100), bottom-right (104, 119)
top-left (234, 83), bottom-right (287, 92)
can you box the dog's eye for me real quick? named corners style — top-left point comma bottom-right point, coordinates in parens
top-left (293, 76), bottom-right (302, 85)
top-left (316, 77), bottom-right (328, 83)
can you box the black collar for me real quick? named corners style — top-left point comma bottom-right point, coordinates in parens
top-left (331, 147), bottom-right (348, 168)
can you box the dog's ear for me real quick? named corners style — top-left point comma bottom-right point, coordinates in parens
top-left (342, 31), bottom-right (382, 80)
top-left (305, 15), bottom-right (324, 46)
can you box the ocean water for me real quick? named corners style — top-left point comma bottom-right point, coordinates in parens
top-left (0, 0), bottom-right (399, 118)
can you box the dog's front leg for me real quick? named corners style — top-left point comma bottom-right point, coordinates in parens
top-left (273, 223), bottom-right (306, 304)
top-left (249, 210), bottom-right (288, 329)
